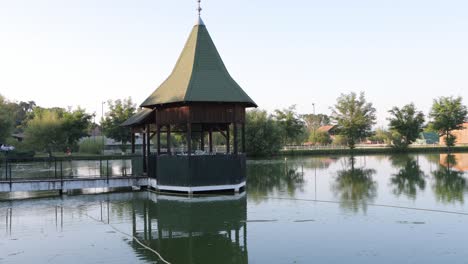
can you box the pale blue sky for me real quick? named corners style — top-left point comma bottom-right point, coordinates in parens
top-left (1, 0), bottom-right (467, 126)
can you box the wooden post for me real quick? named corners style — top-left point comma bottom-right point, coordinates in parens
top-left (142, 129), bottom-right (147, 172)
top-left (241, 123), bottom-right (245, 153)
top-left (157, 125), bottom-right (161, 155)
top-left (200, 129), bottom-right (205, 151)
top-left (209, 128), bottom-right (213, 153)
top-left (167, 125), bottom-right (171, 155)
top-left (187, 123), bottom-right (192, 156)
top-left (233, 122), bottom-right (238, 154)
top-left (146, 125), bottom-right (151, 175)
top-left (146, 124), bottom-right (151, 157)
top-left (226, 124), bottom-right (230, 154)
top-left (131, 131), bottom-right (135, 154)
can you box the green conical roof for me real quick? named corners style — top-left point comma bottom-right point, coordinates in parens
top-left (140, 19), bottom-right (257, 108)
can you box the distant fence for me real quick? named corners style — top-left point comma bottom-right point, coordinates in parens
top-left (281, 144), bottom-right (446, 151)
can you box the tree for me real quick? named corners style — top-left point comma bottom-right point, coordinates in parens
top-left (388, 103), bottom-right (425, 149)
top-left (23, 107), bottom-right (93, 155)
top-left (429, 96), bottom-right (467, 148)
top-left (309, 130), bottom-right (332, 145)
top-left (273, 105), bottom-right (307, 145)
top-left (0, 95), bottom-right (13, 143)
top-left (368, 127), bottom-right (392, 145)
top-left (102, 98), bottom-right (136, 152)
top-left (245, 109), bottom-right (282, 156)
top-left (302, 114), bottom-right (331, 131)
top-left (330, 92), bottom-right (377, 149)
top-left (62, 108), bottom-right (93, 150)
top-left (24, 109), bottom-right (66, 155)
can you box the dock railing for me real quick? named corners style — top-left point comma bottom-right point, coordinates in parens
top-left (0, 155), bottom-right (143, 184)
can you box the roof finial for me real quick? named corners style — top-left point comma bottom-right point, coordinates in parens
top-left (197, 0), bottom-right (202, 17)
top-left (195, 0), bottom-right (205, 25)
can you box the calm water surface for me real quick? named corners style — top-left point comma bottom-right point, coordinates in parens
top-left (2, 153), bottom-right (468, 263)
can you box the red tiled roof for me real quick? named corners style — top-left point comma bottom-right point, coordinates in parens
top-left (317, 125), bottom-right (335, 133)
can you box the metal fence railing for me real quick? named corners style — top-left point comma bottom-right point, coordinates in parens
top-left (0, 156), bottom-right (140, 183)
top-left (281, 143), bottom-right (449, 151)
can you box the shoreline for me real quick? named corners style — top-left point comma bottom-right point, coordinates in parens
top-left (277, 146), bottom-right (468, 157)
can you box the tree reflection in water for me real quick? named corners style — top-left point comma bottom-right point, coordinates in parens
top-left (332, 157), bottom-right (377, 213)
top-left (390, 155), bottom-right (426, 199)
top-left (247, 159), bottom-right (305, 200)
top-left (433, 154), bottom-right (467, 204)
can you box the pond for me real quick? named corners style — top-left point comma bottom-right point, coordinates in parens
top-left (1, 153), bottom-right (468, 263)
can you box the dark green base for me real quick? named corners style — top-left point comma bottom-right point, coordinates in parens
top-left (148, 154), bottom-right (246, 188)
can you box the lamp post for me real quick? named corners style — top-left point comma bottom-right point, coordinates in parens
top-left (101, 101), bottom-right (106, 155)
top-left (312, 103), bottom-right (316, 145)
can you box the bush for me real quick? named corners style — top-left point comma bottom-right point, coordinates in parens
top-left (245, 110), bottom-right (283, 156)
top-left (309, 130), bottom-right (332, 145)
top-left (332, 135), bottom-right (347, 146)
top-left (79, 137), bottom-right (104, 154)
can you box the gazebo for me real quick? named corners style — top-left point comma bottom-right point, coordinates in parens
top-left (123, 12), bottom-right (256, 193)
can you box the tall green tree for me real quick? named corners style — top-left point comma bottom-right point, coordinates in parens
top-left (302, 114), bottom-right (331, 131)
top-left (11, 101), bottom-right (36, 132)
top-left (102, 98), bottom-right (136, 151)
top-left (62, 108), bottom-right (93, 150)
top-left (0, 95), bottom-right (13, 143)
top-left (23, 107), bottom-right (93, 155)
top-left (24, 109), bottom-right (66, 155)
top-left (273, 105), bottom-right (307, 145)
top-left (330, 92), bottom-right (377, 149)
top-left (429, 96), bottom-right (467, 148)
top-left (388, 103), bottom-right (425, 149)
top-left (245, 109), bottom-right (283, 156)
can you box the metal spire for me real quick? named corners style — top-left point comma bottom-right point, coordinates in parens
top-left (196, 0), bottom-right (205, 25)
top-left (197, 0), bottom-right (202, 17)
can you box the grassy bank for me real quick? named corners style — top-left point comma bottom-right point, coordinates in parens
top-left (278, 146), bottom-right (468, 156)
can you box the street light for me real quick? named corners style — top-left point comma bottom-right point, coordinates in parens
top-left (312, 103), bottom-right (316, 145)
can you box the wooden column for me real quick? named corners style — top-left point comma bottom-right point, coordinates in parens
top-left (157, 125), bottom-right (161, 155)
top-left (142, 129), bottom-right (147, 172)
top-left (187, 123), bottom-right (192, 156)
top-left (209, 128), bottom-right (213, 153)
top-left (200, 129), bottom-right (205, 151)
top-left (241, 123), bottom-right (246, 153)
top-left (226, 124), bottom-right (230, 154)
top-left (131, 131), bottom-right (135, 154)
top-left (233, 122), bottom-right (238, 154)
top-left (146, 124), bottom-right (151, 157)
top-left (167, 125), bottom-right (171, 155)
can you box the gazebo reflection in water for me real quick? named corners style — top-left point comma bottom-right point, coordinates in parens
top-left (129, 194), bottom-right (248, 264)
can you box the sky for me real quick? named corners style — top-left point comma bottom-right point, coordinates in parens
top-left (1, 0), bottom-right (467, 126)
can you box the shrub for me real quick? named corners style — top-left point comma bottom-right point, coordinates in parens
top-left (79, 137), bottom-right (104, 154)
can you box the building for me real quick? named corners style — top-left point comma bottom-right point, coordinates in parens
top-left (439, 123), bottom-right (468, 145)
top-left (415, 132), bottom-right (439, 145)
top-left (122, 10), bottom-right (256, 193)
top-left (317, 125), bottom-right (338, 139)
